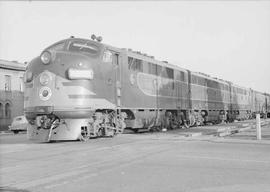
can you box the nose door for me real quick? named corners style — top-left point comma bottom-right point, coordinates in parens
top-left (112, 52), bottom-right (121, 109)
top-left (101, 50), bottom-right (121, 109)
top-left (112, 53), bottom-right (123, 130)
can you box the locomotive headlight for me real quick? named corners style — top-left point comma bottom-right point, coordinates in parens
top-left (39, 87), bottom-right (52, 101)
top-left (39, 72), bottom-right (51, 86)
top-left (40, 51), bottom-right (51, 64)
top-left (67, 68), bottom-right (94, 80)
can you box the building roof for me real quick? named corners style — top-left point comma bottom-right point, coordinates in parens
top-left (0, 59), bottom-right (26, 71)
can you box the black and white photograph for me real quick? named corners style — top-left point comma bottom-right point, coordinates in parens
top-left (0, 0), bottom-right (270, 191)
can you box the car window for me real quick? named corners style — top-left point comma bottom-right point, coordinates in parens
top-left (15, 117), bottom-right (22, 121)
top-left (47, 42), bottom-right (65, 52)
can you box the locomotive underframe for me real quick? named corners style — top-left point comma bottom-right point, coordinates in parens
top-left (26, 109), bottom-right (126, 142)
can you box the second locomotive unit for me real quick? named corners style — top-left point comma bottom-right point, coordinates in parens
top-left (24, 35), bottom-right (270, 142)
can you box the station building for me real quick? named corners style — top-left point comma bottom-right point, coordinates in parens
top-left (0, 59), bottom-right (26, 131)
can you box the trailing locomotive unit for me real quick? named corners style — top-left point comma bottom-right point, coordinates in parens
top-left (24, 35), bottom-right (270, 141)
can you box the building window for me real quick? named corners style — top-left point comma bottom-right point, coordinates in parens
top-left (0, 103), bottom-right (3, 118)
top-left (20, 77), bottom-right (24, 92)
top-left (5, 103), bottom-right (11, 119)
top-left (5, 75), bottom-right (11, 91)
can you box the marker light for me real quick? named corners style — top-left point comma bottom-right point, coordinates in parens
top-left (67, 68), bottom-right (94, 80)
top-left (24, 71), bottom-right (33, 83)
top-left (40, 72), bottom-right (51, 86)
top-left (91, 34), bottom-right (96, 41)
top-left (40, 51), bottom-right (51, 64)
top-left (96, 36), bottom-right (103, 42)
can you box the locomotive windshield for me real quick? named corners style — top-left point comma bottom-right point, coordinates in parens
top-left (45, 42), bottom-right (65, 52)
top-left (68, 40), bottom-right (100, 55)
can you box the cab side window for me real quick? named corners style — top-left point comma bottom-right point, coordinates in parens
top-left (128, 57), bottom-right (143, 72)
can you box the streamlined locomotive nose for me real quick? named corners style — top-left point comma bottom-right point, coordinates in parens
top-left (24, 37), bottom-right (122, 141)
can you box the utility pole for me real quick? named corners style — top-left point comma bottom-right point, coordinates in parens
top-left (256, 114), bottom-right (261, 140)
top-left (265, 93), bottom-right (268, 119)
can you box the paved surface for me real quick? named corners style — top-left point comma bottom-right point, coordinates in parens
top-left (227, 120), bottom-right (270, 141)
top-left (1, 120), bottom-right (270, 192)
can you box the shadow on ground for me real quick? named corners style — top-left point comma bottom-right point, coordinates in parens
top-left (0, 187), bottom-right (30, 192)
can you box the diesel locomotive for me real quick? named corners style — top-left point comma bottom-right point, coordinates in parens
top-left (24, 35), bottom-right (270, 142)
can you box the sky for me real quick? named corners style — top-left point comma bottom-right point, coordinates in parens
top-left (0, 1), bottom-right (270, 93)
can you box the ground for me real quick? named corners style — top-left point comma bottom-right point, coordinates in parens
top-left (0, 119), bottom-right (270, 192)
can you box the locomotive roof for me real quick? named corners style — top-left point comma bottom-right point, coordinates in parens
top-left (120, 48), bottom-right (188, 73)
top-left (191, 71), bottom-right (230, 85)
top-left (43, 38), bottom-right (104, 52)
top-left (230, 82), bottom-right (251, 91)
top-left (104, 40), bottom-right (256, 92)
top-left (0, 59), bottom-right (26, 71)
top-left (45, 37), bottom-right (266, 94)
top-left (253, 89), bottom-right (268, 95)
top-left (65, 37), bottom-right (186, 73)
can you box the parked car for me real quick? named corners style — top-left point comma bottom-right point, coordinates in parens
top-left (8, 116), bottom-right (29, 134)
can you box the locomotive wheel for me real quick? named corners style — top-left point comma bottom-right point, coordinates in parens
top-left (184, 122), bottom-right (190, 129)
top-left (110, 129), bottom-right (117, 137)
top-left (155, 126), bottom-right (162, 132)
top-left (80, 134), bottom-right (90, 141)
top-left (97, 128), bottom-right (103, 137)
top-left (188, 114), bottom-right (196, 127)
top-left (133, 128), bottom-right (139, 133)
top-left (80, 126), bottom-right (90, 141)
